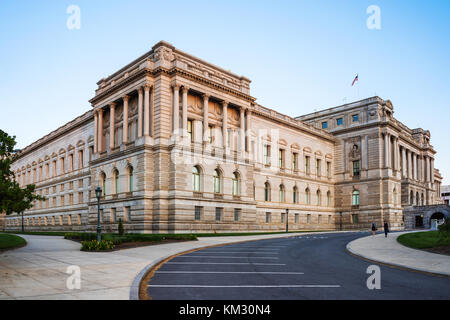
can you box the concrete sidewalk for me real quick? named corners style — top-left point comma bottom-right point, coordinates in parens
top-left (0, 231), bottom-right (339, 300)
top-left (346, 231), bottom-right (450, 276)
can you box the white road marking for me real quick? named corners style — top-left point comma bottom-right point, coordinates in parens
top-left (178, 255), bottom-right (279, 259)
top-left (166, 262), bottom-right (286, 265)
top-left (148, 285), bottom-right (341, 288)
top-left (156, 271), bottom-right (304, 274)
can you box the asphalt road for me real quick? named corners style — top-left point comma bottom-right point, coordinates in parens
top-left (146, 232), bottom-right (450, 300)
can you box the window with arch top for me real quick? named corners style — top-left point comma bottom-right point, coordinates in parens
top-left (232, 172), bottom-right (239, 196)
top-left (192, 166), bottom-right (201, 192)
top-left (352, 190), bottom-right (360, 206)
top-left (100, 172), bottom-right (106, 196)
top-left (214, 169), bottom-right (221, 194)
top-left (279, 184), bottom-right (285, 203)
top-left (113, 169), bottom-right (119, 194)
top-left (264, 182), bottom-right (271, 201)
top-left (128, 166), bottom-right (134, 192)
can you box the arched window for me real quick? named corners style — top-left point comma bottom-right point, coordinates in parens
top-left (232, 172), bottom-right (239, 196)
top-left (293, 186), bottom-right (298, 204)
top-left (192, 166), bottom-right (201, 192)
top-left (305, 188), bottom-right (310, 205)
top-left (100, 172), bottom-right (106, 196)
top-left (352, 190), bottom-right (360, 206)
top-left (279, 184), bottom-right (285, 203)
top-left (316, 190), bottom-right (321, 206)
top-left (264, 182), bottom-right (271, 201)
top-left (214, 169), bottom-right (221, 194)
top-left (128, 166), bottom-right (134, 192)
top-left (113, 169), bottom-right (119, 194)
top-left (327, 191), bottom-right (331, 207)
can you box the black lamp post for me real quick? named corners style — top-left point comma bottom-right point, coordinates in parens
top-left (95, 186), bottom-right (102, 242)
top-left (286, 208), bottom-right (289, 233)
top-left (339, 211), bottom-right (343, 231)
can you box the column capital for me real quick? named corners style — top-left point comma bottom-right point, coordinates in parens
top-left (181, 85), bottom-right (190, 93)
top-left (143, 84), bottom-right (152, 91)
top-left (110, 102), bottom-right (116, 109)
top-left (122, 95), bottom-right (130, 102)
top-left (171, 81), bottom-right (181, 90)
top-left (137, 87), bottom-right (143, 95)
top-left (97, 107), bottom-right (104, 114)
top-left (222, 100), bottom-right (229, 107)
top-left (202, 93), bottom-right (210, 100)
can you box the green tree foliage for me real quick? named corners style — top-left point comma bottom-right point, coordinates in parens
top-left (118, 218), bottom-right (124, 236)
top-left (0, 130), bottom-right (45, 219)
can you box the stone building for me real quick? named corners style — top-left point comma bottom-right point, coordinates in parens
top-left (3, 41), bottom-right (443, 233)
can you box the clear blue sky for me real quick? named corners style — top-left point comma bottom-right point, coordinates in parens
top-left (1, 0), bottom-right (449, 184)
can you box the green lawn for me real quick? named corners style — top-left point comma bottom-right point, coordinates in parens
top-left (3, 231), bottom-right (67, 236)
top-left (0, 233), bottom-right (27, 251)
top-left (397, 231), bottom-right (450, 249)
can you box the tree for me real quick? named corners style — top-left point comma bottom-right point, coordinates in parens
top-left (0, 129), bottom-right (45, 231)
top-left (118, 218), bottom-right (124, 236)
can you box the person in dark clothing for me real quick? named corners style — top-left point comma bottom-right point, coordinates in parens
top-left (384, 221), bottom-right (389, 237)
top-left (371, 221), bottom-right (377, 236)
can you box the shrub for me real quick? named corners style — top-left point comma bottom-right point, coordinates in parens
top-left (81, 240), bottom-right (115, 251)
top-left (118, 218), bottom-right (124, 236)
top-left (438, 218), bottom-right (450, 241)
top-left (64, 232), bottom-right (96, 241)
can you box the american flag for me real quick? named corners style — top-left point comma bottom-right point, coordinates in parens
top-left (352, 74), bottom-right (359, 86)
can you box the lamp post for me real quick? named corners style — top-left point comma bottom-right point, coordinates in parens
top-left (286, 208), bottom-right (289, 233)
top-left (95, 187), bottom-right (102, 242)
top-left (339, 211), bottom-right (343, 231)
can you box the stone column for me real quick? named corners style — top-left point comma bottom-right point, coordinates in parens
top-left (122, 95), bottom-right (129, 144)
top-left (384, 133), bottom-right (389, 168)
top-left (239, 107), bottom-right (245, 152)
top-left (222, 101), bottom-right (228, 149)
top-left (172, 84), bottom-right (180, 136)
top-left (414, 153), bottom-right (418, 180)
top-left (407, 150), bottom-right (412, 179)
top-left (98, 108), bottom-right (104, 153)
top-left (401, 147), bottom-right (406, 178)
top-left (202, 94), bottom-right (209, 143)
top-left (431, 158), bottom-right (434, 183)
top-left (144, 85), bottom-right (151, 137)
top-left (392, 137), bottom-right (398, 171)
top-left (94, 110), bottom-right (98, 153)
top-left (246, 110), bottom-right (252, 153)
top-left (109, 102), bottom-right (116, 150)
top-left (137, 88), bottom-right (143, 138)
top-left (182, 86), bottom-right (189, 136)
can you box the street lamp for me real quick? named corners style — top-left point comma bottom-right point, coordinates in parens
top-left (339, 211), bottom-right (343, 231)
top-left (286, 208), bottom-right (289, 233)
top-left (95, 186), bottom-right (103, 242)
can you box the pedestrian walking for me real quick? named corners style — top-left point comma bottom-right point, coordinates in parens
top-left (384, 221), bottom-right (389, 238)
top-left (371, 221), bottom-right (377, 236)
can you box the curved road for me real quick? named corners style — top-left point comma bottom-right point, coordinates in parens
top-left (146, 232), bottom-right (450, 299)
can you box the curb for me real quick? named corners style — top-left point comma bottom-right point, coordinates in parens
top-left (346, 237), bottom-right (450, 279)
top-left (129, 230), bottom-right (358, 300)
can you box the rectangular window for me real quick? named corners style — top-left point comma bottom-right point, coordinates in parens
top-left (195, 206), bottom-right (202, 221)
top-left (305, 156), bottom-right (310, 174)
top-left (60, 195), bottom-right (65, 206)
top-left (353, 160), bottom-right (360, 176)
top-left (60, 157), bottom-right (65, 174)
top-left (68, 154), bottom-right (73, 171)
top-left (208, 125), bottom-right (213, 143)
top-left (327, 161), bottom-right (331, 178)
top-left (111, 208), bottom-right (116, 223)
top-left (234, 209), bottom-right (241, 222)
top-left (352, 114), bottom-right (359, 122)
top-left (279, 149), bottom-right (285, 168)
top-left (78, 150), bottom-right (84, 169)
top-left (328, 215), bottom-right (332, 224)
top-left (60, 183), bottom-right (65, 192)
top-left (69, 194), bottom-right (73, 205)
top-left (292, 152), bottom-right (298, 171)
top-left (125, 206), bottom-right (131, 222)
top-left (336, 118), bottom-right (343, 126)
top-left (351, 214), bottom-right (359, 224)
top-left (295, 213), bottom-right (299, 224)
top-left (316, 159), bottom-right (321, 176)
top-left (187, 120), bottom-right (193, 142)
top-left (215, 207), bottom-right (223, 221)
top-left (78, 179), bottom-right (83, 188)
top-left (307, 214), bottom-right (311, 224)
top-left (322, 121), bottom-right (328, 129)
top-left (45, 163), bottom-right (49, 179)
top-left (264, 144), bottom-right (271, 165)
top-left (265, 212), bottom-right (271, 223)
top-left (281, 213), bottom-right (285, 224)
top-left (78, 192), bottom-right (83, 204)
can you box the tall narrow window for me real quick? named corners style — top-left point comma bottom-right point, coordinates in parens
top-left (305, 188), bottom-right (311, 205)
top-left (293, 186), bottom-right (298, 204)
top-left (128, 166), bottom-right (134, 192)
top-left (192, 166), bottom-right (201, 192)
top-left (352, 190), bottom-right (360, 206)
top-left (264, 144), bottom-right (270, 165)
top-left (187, 120), bottom-right (193, 142)
top-left (60, 157), bottom-right (65, 174)
top-left (292, 152), bottom-right (298, 171)
top-left (100, 172), bottom-right (106, 196)
top-left (208, 125), bottom-right (213, 144)
top-left (353, 160), bottom-right (360, 176)
top-left (69, 154), bottom-right (73, 171)
top-left (78, 150), bottom-right (84, 169)
top-left (316, 159), bottom-right (321, 176)
top-left (305, 156), bottom-right (310, 174)
top-left (327, 191), bottom-right (331, 207)
top-left (316, 190), bottom-right (321, 206)
top-left (214, 169), bottom-right (221, 194)
top-left (279, 185), bottom-right (285, 203)
top-left (232, 172), bottom-right (239, 196)
top-left (113, 169), bottom-right (119, 194)
top-left (264, 182), bottom-right (271, 201)
top-left (279, 149), bottom-right (285, 168)
top-left (327, 161), bottom-right (331, 178)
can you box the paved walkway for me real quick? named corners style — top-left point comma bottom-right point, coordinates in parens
top-left (347, 231), bottom-right (450, 276)
top-left (0, 232), bottom-right (342, 300)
